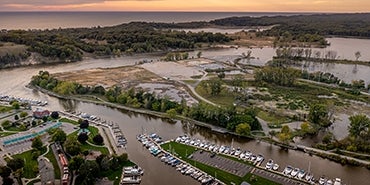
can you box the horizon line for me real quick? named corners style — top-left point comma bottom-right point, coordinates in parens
top-left (1, 10), bottom-right (370, 14)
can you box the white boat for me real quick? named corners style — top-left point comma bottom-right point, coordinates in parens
top-left (272, 163), bottom-right (279, 171)
top-left (121, 176), bottom-right (141, 184)
top-left (305, 173), bottom-right (313, 181)
top-left (297, 169), bottom-right (305, 179)
top-left (283, 166), bottom-right (293, 175)
top-left (319, 176), bottom-right (327, 185)
top-left (234, 149), bottom-right (241, 156)
top-left (333, 178), bottom-right (342, 185)
top-left (291, 168), bottom-right (299, 177)
top-left (326, 179), bottom-right (333, 185)
top-left (218, 146), bottom-right (225, 153)
top-left (265, 159), bottom-right (273, 169)
top-left (256, 154), bottom-right (264, 163)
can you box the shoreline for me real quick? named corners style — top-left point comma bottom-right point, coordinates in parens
top-left (27, 84), bottom-right (370, 169)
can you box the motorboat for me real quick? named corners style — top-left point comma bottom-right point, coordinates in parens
top-left (121, 176), bottom-right (141, 184)
top-left (305, 173), bottom-right (313, 181)
top-left (326, 179), bottom-right (333, 185)
top-left (265, 159), bottom-right (273, 169)
top-left (272, 163), bottom-right (279, 171)
top-left (297, 169), bottom-right (306, 179)
top-left (319, 176), bottom-right (327, 185)
top-left (291, 168), bottom-right (299, 177)
top-left (333, 178), bottom-right (342, 185)
top-left (283, 166), bottom-right (293, 175)
top-left (256, 154), bottom-right (264, 163)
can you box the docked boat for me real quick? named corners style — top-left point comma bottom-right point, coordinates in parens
top-left (256, 154), bottom-right (264, 163)
top-left (326, 179), bottom-right (333, 185)
top-left (290, 168), bottom-right (299, 177)
top-left (272, 163), bottom-right (279, 171)
top-left (265, 159), bottom-right (273, 170)
top-left (283, 166), bottom-right (293, 175)
top-left (120, 176), bottom-right (141, 184)
top-left (333, 178), bottom-right (342, 185)
top-left (297, 169), bottom-right (306, 179)
top-left (123, 166), bottom-right (144, 176)
top-left (319, 176), bottom-right (327, 185)
top-left (305, 173), bottom-right (313, 181)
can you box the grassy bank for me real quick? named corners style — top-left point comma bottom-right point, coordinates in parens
top-left (161, 142), bottom-right (280, 185)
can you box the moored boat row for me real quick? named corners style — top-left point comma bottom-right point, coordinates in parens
top-left (137, 133), bottom-right (224, 185)
top-left (176, 135), bottom-right (343, 185)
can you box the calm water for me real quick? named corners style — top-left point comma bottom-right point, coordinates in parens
top-left (0, 12), bottom-right (307, 30)
top-left (0, 53), bottom-right (369, 185)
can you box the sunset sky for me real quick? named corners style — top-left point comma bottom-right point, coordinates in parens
top-left (1, 0), bottom-right (370, 12)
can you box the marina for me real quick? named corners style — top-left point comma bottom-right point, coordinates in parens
top-left (0, 94), bottom-right (47, 106)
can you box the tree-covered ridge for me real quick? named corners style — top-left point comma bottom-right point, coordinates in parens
top-left (0, 22), bottom-right (231, 62)
top-left (210, 13), bottom-right (370, 38)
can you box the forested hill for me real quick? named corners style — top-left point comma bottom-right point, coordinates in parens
top-left (210, 13), bottom-right (370, 38)
top-left (0, 22), bottom-right (230, 65)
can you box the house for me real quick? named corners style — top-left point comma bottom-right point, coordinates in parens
top-left (33, 109), bottom-right (50, 119)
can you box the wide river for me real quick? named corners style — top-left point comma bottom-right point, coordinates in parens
top-left (0, 51), bottom-right (369, 185)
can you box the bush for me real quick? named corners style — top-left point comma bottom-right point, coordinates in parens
top-left (50, 111), bottom-right (59, 119)
top-left (93, 134), bottom-right (104, 145)
top-left (77, 133), bottom-right (88, 144)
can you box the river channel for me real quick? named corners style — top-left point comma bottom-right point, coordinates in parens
top-left (0, 51), bottom-right (369, 185)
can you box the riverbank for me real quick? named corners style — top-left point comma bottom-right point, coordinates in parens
top-left (28, 84), bottom-right (370, 170)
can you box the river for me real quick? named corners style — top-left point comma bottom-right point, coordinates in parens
top-left (0, 51), bottom-right (369, 185)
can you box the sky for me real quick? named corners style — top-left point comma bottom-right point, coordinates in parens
top-left (1, 0), bottom-right (370, 12)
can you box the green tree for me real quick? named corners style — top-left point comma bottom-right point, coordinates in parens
top-left (348, 114), bottom-right (370, 138)
top-left (77, 133), bottom-right (88, 144)
top-left (0, 165), bottom-right (12, 178)
top-left (235, 123), bottom-right (251, 136)
top-left (93, 134), bottom-right (104, 145)
top-left (209, 78), bottom-right (223, 95)
top-left (197, 51), bottom-right (202, 58)
top-left (78, 160), bottom-right (100, 184)
top-left (6, 158), bottom-right (24, 171)
top-left (308, 104), bottom-right (331, 127)
top-left (11, 102), bottom-right (20, 109)
top-left (278, 125), bottom-right (291, 144)
top-left (166, 108), bottom-right (177, 119)
top-left (53, 81), bottom-right (76, 95)
top-left (51, 128), bottom-right (67, 144)
top-left (14, 115), bottom-right (19, 120)
top-left (19, 112), bottom-right (28, 118)
top-left (64, 137), bottom-right (82, 156)
top-left (31, 136), bottom-right (43, 151)
top-left (69, 155), bottom-right (84, 171)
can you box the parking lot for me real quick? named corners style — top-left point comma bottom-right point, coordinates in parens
top-left (192, 150), bottom-right (307, 185)
top-left (192, 150), bottom-right (251, 177)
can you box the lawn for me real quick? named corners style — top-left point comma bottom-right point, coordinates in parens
top-left (257, 110), bottom-right (291, 127)
top-left (59, 117), bottom-right (78, 125)
top-left (195, 84), bottom-right (236, 106)
top-left (161, 142), bottom-right (280, 185)
top-left (12, 148), bottom-right (46, 178)
top-left (0, 105), bottom-right (13, 113)
top-left (0, 132), bottom-right (16, 137)
top-left (67, 126), bottom-right (109, 155)
top-left (44, 146), bottom-right (61, 179)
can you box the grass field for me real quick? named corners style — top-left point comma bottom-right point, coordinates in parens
top-left (13, 149), bottom-right (46, 178)
top-left (59, 117), bottom-right (78, 125)
top-left (44, 146), bottom-right (61, 179)
top-left (195, 84), bottom-right (236, 106)
top-left (257, 110), bottom-right (291, 127)
top-left (161, 142), bottom-right (280, 185)
top-left (0, 105), bottom-right (13, 113)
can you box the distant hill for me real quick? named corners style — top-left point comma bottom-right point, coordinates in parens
top-left (209, 13), bottom-right (370, 38)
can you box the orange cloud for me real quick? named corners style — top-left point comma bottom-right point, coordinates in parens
top-left (1, 0), bottom-right (370, 12)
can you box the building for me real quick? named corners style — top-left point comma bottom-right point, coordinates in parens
top-left (33, 109), bottom-right (50, 119)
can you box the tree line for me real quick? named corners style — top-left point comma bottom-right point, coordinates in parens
top-left (30, 71), bottom-right (261, 133)
top-left (0, 22), bottom-right (231, 62)
top-left (210, 13), bottom-right (370, 38)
